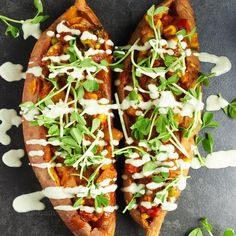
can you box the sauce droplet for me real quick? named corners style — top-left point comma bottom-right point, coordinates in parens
top-left (2, 149), bottom-right (25, 167)
top-left (0, 62), bottom-right (25, 82)
top-left (12, 191), bottom-right (45, 213)
top-left (0, 109), bottom-right (22, 145)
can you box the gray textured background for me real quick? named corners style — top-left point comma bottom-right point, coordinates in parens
top-left (0, 0), bottom-right (236, 235)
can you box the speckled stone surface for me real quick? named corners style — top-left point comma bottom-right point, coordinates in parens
top-left (0, 0), bottom-right (236, 235)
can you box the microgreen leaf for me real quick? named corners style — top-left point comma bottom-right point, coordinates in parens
top-left (202, 133), bottom-right (214, 154)
top-left (77, 86), bottom-right (85, 100)
top-left (195, 73), bottom-right (215, 87)
top-left (147, 5), bottom-right (156, 17)
top-left (161, 172), bottom-right (169, 179)
top-left (186, 27), bottom-right (197, 42)
top-left (48, 124), bottom-right (59, 136)
top-left (70, 128), bottom-right (83, 145)
top-left (73, 198), bottom-right (83, 208)
top-left (61, 136), bottom-right (79, 149)
top-left (30, 15), bottom-right (49, 24)
top-left (154, 6), bottom-right (169, 15)
top-left (34, 0), bottom-right (43, 13)
top-left (131, 116), bottom-right (151, 140)
top-left (152, 174), bottom-right (168, 183)
top-left (167, 74), bottom-right (179, 84)
top-left (5, 25), bottom-right (20, 38)
top-left (155, 189), bottom-right (168, 203)
top-left (100, 60), bottom-right (109, 66)
top-left (200, 218), bottom-right (213, 235)
top-left (148, 137), bottom-right (162, 149)
top-left (164, 55), bottom-right (177, 67)
top-left (143, 162), bottom-right (157, 173)
top-left (195, 136), bottom-right (203, 146)
top-left (91, 118), bottom-right (101, 133)
top-left (201, 112), bottom-right (219, 130)
top-left (188, 228), bottom-right (203, 236)
top-left (95, 194), bottom-right (109, 209)
top-left (223, 228), bottom-right (235, 236)
top-left (83, 80), bottom-right (99, 92)
top-left (123, 198), bottom-right (137, 213)
top-left (176, 29), bottom-right (187, 37)
top-left (128, 90), bottom-right (139, 100)
top-left (156, 114), bottom-right (168, 134)
top-left (225, 98), bottom-right (236, 119)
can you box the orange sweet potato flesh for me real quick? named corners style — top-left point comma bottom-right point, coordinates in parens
top-left (22, 0), bottom-right (120, 235)
top-left (117, 0), bottom-right (200, 235)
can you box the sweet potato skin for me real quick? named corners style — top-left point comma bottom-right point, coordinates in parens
top-left (22, 0), bottom-right (115, 235)
top-left (118, 0), bottom-right (199, 235)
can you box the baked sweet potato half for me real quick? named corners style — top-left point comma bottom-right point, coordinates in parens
top-left (21, 0), bottom-right (122, 235)
top-left (115, 0), bottom-right (200, 235)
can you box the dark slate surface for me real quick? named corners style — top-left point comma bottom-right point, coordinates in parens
top-left (0, 0), bottom-right (236, 235)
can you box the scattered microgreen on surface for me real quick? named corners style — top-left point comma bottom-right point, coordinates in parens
top-left (188, 218), bottom-right (235, 236)
top-left (0, 0), bottom-right (48, 38)
top-left (223, 98), bottom-right (236, 119)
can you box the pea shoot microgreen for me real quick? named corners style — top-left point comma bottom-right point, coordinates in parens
top-left (95, 194), bottom-right (109, 210)
top-left (202, 132), bottom-right (214, 154)
top-left (188, 228), bottom-right (203, 236)
top-left (200, 218), bottom-right (213, 236)
top-left (201, 112), bottom-right (219, 130)
top-left (223, 98), bottom-right (236, 119)
top-left (122, 190), bottom-right (145, 214)
top-left (188, 217), bottom-right (235, 236)
top-left (0, 0), bottom-right (48, 38)
top-left (224, 228), bottom-right (235, 236)
top-left (176, 27), bottom-right (197, 42)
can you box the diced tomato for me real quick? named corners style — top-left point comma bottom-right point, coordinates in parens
top-left (80, 211), bottom-right (100, 222)
top-left (39, 82), bottom-right (52, 99)
top-left (78, 211), bottom-right (92, 221)
top-left (162, 15), bottom-right (174, 26)
top-left (125, 164), bottom-right (139, 174)
top-left (177, 19), bottom-right (191, 32)
top-left (146, 206), bottom-right (161, 218)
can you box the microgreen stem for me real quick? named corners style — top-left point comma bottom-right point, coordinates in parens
top-left (114, 93), bottom-right (129, 142)
top-left (147, 112), bottom-right (158, 141)
top-left (0, 15), bottom-right (23, 24)
top-left (107, 113), bottom-right (114, 157)
top-left (114, 146), bottom-right (155, 159)
top-left (166, 126), bottom-right (190, 158)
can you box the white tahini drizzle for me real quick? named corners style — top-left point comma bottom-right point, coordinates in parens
top-left (206, 95), bottom-right (229, 111)
top-left (30, 162), bottom-right (63, 169)
top-left (196, 52), bottom-right (232, 76)
top-left (42, 54), bottom-right (70, 63)
top-left (46, 31), bottom-right (55, 37)
top-left (56, 21), bottom-right (81, 35)
top-left (80, 31), bottom-right (97, 41)
top-left (13, 183), bottom-right (118, 213)
top-left (13, 191), bottom-right (45, 213)
top-left (0, 109), bottom-right (22, 145)
top-left (205, 150), bottom-right (236, 169)
top-left (191, 150), bottom-right (236, 169)
top-left (28, 150), bottom-right (44, 157)
top-left (2, 149), bottom-right (25, 167)
top-left (26, 66), bottom-right (43, 77)
top-left (0, 62), bottom-right (25, 82)
top-left (22, 22), bottom-right (41, 40)
top-left (41, 100), bottom-right (74, 119)
top-left (26, 139), bottom-right (61, 146)
top-left (122, 183), bottom-right (145, 193)
top-left (54, 205), bottom-right (118, 213)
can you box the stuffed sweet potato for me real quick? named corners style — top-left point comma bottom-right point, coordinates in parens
top-left (115, 0), bottom-right (200, 235)
top-left (21, 0), bottom-right (122, 235)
